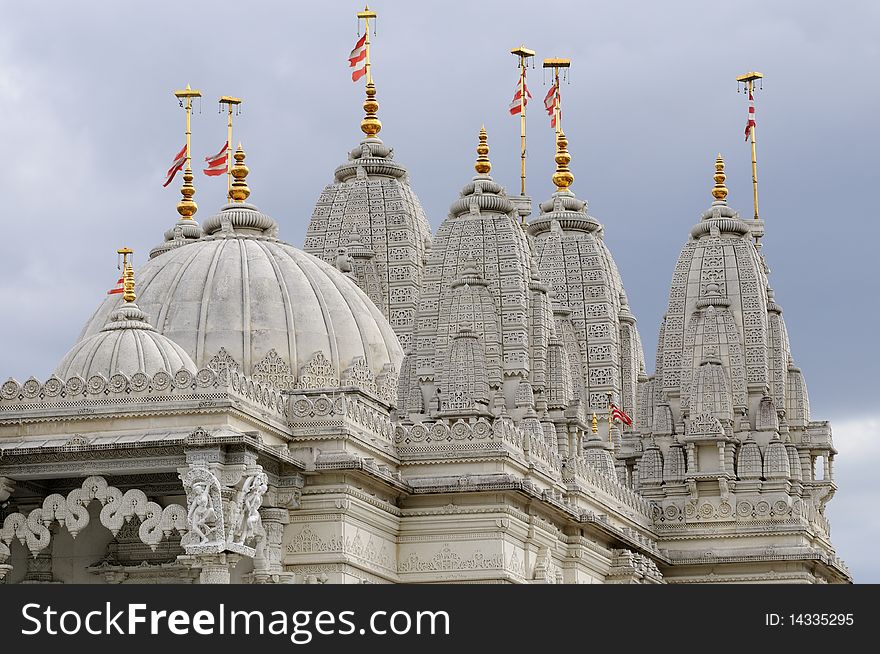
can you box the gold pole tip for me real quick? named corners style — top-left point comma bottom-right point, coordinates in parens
top-left (551, 129), bottom-right (574, 191)
top-left (119, 248), bottom-right (136, 303)
top-left (475, 126), bottom-right (492, 175)
top-left (712, 153), bottom-right (728, 202)
top-left (229, 143), bottom-right (251, 203)
top-left (361, 82), bottom-right (382, 137)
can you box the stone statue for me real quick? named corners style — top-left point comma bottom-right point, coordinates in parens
top-left (233, 473), bottom-right (268, 545)
top-left (187, 481), bottom-right (217, 544)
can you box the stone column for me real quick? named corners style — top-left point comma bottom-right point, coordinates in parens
top-left (251, 507), bottom-right (292, 583)
top-left (178, 552), bottom-right (241, 584)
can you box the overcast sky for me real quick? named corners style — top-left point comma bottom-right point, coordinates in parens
top-left (1, 1), bottom-right (877, 581)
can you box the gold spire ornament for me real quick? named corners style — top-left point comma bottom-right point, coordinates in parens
top-left (219, 96), bottom-right (242, 201)
top-left (552, 129), bottom-right (574, 191)
top-left (712, 153), bottom-right (728, 202)
top-left (475, 126), bottom-right (492, 175)
top-left (591, 412), bottom-right (599, 434)
top-left (736, 71), bottom-right (763, 221)
top-left (511, 45), bottom-right (535, 197)
top-left (173, 84), bottom-right (202, 220)
top-left (117, 247), bottom-right (136, 303)
top-left (229, 143), bottom-right (250, 203)
top-left (356, 7), bottom-right (381, 138)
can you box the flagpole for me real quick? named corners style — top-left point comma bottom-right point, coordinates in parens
top-left (219, 96), bottom-right (242, 201)
top-left (358, 6), bottom-right (381, 138)
top-left (737, 71), bottom-right (763, 224)
top-left (174, 84), bottom-right (201, 220)
top-left (543, 58), bottom-right (570, 136)
top-left (511, 46), bottom-right (535, 202)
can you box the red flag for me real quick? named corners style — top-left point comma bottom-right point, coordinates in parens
top-left (610, 403), bottom-right (633, 426)
top-left (509, 76), bottom-right (532, 115)
top-left (203, 141), bottom-right (228, 177)
top-left (744, 89), bottom-right (756, 141)
top-left (349, 33), bottom-right (368, 82)
top-left (107, 276), bottom-right (124, 295)
top-left (163, 144), bottom-right (187, 187)
top-left (544, 83), bottom-right (558, 128)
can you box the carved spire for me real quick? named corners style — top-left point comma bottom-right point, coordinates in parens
top-left (475, 125), bottom-right (492, 175)
top-left (552, 129), bottom-right (574, 191)
top-left (229, 142), bottom-right (250, 203)
top-left (711, 153), bottom-right (728, 203)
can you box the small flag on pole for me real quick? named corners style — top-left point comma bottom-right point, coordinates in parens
top-left (744, 89), bottom-right (756, 141)
top-left (544, 84), bottom-right (558, 128)
top-left (163, 144), bottom-right (187, 187)
top-left (509, 78), bottom-right (532, 115)
top-left (349, 33), bottom-right (368, 82)
top-left (203, 142), bottom-right (228, 176)
top-left (107, 276), bottom-right (124, 295)
top-left (610, 403), bottom-right (633, 426)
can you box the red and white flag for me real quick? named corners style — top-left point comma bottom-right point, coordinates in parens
top-left (107, 275), bottom-right (124, 295)
top-left (203, 142), bottom-right (228, 177)
top-left (610, 403), bottom-right (633, 426)
top-left (544, 83), bottom-right (559, 128)
top-left (163, 144), bottom-right (187, 187)
top-left (508, 76), bottom-right (532, 115)
top-left (349, 33), bottom-right (368, 82)
top-left (744, 89), bottom-right (756, 141)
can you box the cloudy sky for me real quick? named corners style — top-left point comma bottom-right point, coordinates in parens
top-left (1, 1), bottom-right (877, 581)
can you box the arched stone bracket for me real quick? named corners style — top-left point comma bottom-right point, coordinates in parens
top-left (0, 476), bottom-right (188, 558)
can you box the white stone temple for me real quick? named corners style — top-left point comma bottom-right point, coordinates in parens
top-left (0, 78), bottom-right (849, 585)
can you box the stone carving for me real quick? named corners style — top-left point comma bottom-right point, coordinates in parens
top-left (341, 356), bottom-right (378, 395)
top-left (0, 476), bottom-right (187, 556)
top-left (251, 349), bottom-right (295, 390)
top-left (207, 347), bottom-right (241, 382)
top-left (230, 473), bottom-right (268, 545)
top-left (298, 351), bottom-right (339, 389)
top-left (181, 468), bottom-right (225, 549)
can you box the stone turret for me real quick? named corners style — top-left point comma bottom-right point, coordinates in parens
top-left (304, 112), bottom-right (432, 352)
top-left (633, 154), bottom-right (846, 583)
top-left (530, 130), bottom-right (646, 440)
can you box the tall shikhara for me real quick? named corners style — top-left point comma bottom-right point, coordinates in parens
top-left (620, 155), bottom-right (847, 583)
top-left (304, 6), bottom-right (432, 353)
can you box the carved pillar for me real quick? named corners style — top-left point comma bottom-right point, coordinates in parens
top-left (179, 552), bottom-right (241, 584)
top-left (250, 507), bottom-right (293, 583)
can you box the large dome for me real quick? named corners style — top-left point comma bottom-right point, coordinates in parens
top-left (77, 202), bottom-right (404, 394)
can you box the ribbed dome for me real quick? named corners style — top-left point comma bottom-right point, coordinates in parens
top-left (77, 204), bottom-right (404, 391)
top-left (57, 302), bottom-right (197, 381)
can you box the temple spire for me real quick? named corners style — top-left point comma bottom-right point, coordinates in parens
top-left (229, 143), bottom-right (250, 203)
top-left (173, 84), bottom-right (202, 220)
top-left (356, 6), bottom-right (381, 138)
top-left (551, 129), bottom-right (574, 191)
top-left (475, 126), bottom-right (492, 175)
top-left (711, 153), bottom-right (728, 203)
top-left (117, 247), bottom-right (136, 303)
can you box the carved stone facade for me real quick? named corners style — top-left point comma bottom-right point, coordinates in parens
top-left (0, 106), bottom-right (848, 585)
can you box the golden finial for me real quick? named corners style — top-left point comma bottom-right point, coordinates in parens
top-left (591, 412), bottom-right (598, 434)
top-left (361, 82), bottom-right (382, 137)
top-left (173, 83), bottom-right (201, 220)
top-left (712, 152), bottom-right (728, 202)
top-left (229, 142), bottom-right (250, 203)
top-left (117, 247), bottom-right (136, 303)
top-left (552, 129), bottom-right (574, 191)
top-left (474, 125), bottom-right (491, 175)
